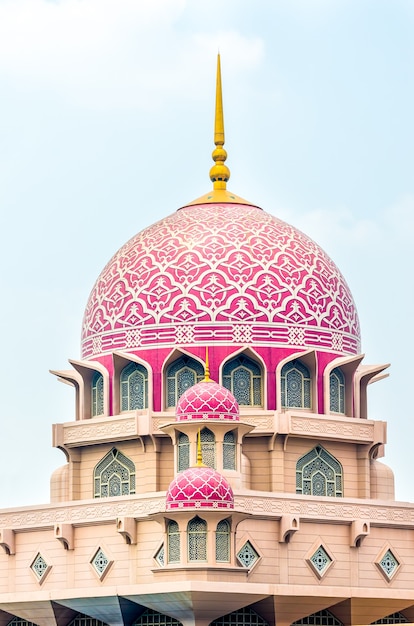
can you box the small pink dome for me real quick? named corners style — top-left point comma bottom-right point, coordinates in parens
top-left (166, 466), bottom-right (234, 510)
top-left (176, 381), bottom-right (239, 421)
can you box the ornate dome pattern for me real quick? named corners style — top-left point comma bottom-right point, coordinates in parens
top-left (166, 466), bottom-right (234, 510)
top-left (81, 203), bottom-right (360, 359)
top-left (176, 381), bottom-right (239, 421)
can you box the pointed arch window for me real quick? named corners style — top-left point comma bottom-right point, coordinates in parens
top-left (187, 516), bottom-right (207, 561)
top-left (200, 427), bottom-right (216, 468)
top-left (211, 608), bottom-right (269, 626)
top-left (94, 448), bottom-right (136, 498)
top-left (281, 359), bottom-right (311, 409)
top-left (223, 355), bottom-right (263, 406)
top-left (296, 445), bottom-right (343, 497)
top-left (292, 609), bottom-right (343, 626)
top-left (166, 356), bottom-right (204, 408)
top-left (91, 371), bottom-right (104, 417)
top-left (120, 362), bottom-right (148, 411)
top-left (329, 367), bottom-right (345, 414)
top-left (177, 432), bottom-right (190, 472)
top-left (67, 615), bottom-right (108, 626)
top-left (167, 520), bottom-right (180, 564)
top-left (133, 609), bottom-right (183, 626)
top-left (215, 519), bottom-right (230, 562)
top-left (223, 431), bottom-right (236, 470)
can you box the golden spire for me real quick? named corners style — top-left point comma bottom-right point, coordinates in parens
top-left (196, 429), bottom-right (204, 467)
top-left (209, 54), bottom-right (230, 190)
top-left (201, 346), bottom-right (212, 382)
top-left (181, 55), bottom-right (258, 209)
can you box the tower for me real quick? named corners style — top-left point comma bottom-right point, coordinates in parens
top-left (0, 56), bottom-right (411, 626)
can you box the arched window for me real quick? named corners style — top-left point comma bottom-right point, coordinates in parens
top-left (8, 617), bottom-right (41, 626)
top-left (296, 445), bottom-right (343, 497)
top-left (292, 610), bottom-right (343, 626)
top-left (372, 613), bottom-right (409, 624)
top-left (177, 432), bottom-right (190, 472)
top-left (211, 608), bottom-right (268, 626)
top-left (187, 516), bottom-right (207, 561)
top-left (133, 609), bottom-right (183, 626)
top-left (223, 431), bottom-right (236, 470)
top-left (166, 356), bottom-right (204, 407)
top-left (67, 615), bottom-right (108, 626)
top-left (281, 359), bottom-right (311, 409)
top-left (215, 519), bottom-right (230, 562)
top-left (94, 448), bottom-right (135, 498)
top-left (200, 427), bottom-right (215, 468)
top-left (120, 362), bottom-right (148, 411)
top-left (223, 355), bottom-right (263, 406)
top-left (329, 367), bottom-right (345, 414)
top-left (91, 371), bottom-right (104, 417)
top-left (167, 520), bottom-right (180, 564)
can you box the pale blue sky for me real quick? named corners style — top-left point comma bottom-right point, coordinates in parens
top-left (0, 0), bottom-right (413, 506)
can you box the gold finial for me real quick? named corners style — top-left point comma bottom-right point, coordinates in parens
top-left (201, 346), bottom-right (212, 382)
top-left (209, 53), bottom-right (230, 190)
top-left (196, 429), bottom-right (204, 467)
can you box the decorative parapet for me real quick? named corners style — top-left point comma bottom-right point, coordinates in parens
top-left (0, 492), bottom-right (413, 533)
top-left (53, 413), bottom-right (152, 448)
top-left (275, 411), bottom-right (385, 445)
top-left (53, 410), bottom-right (385, 449)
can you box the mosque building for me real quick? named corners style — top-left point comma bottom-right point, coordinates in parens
top-left (1, 55), bottom-right (413, 626)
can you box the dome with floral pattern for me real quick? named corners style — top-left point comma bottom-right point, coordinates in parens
top-left (176, 380), bottom-right (239, 422)
top-left (81, 203), bottom-right (360, 361)
top-left (166, 465), bottom-right (234, 510)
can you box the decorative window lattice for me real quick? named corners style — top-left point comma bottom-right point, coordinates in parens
top-left (31, 553), bottom-right (48, 580)
top-left (310, 545), bottom-right (332, 575)
top-left (133, 609), bottom-right (182, 626)
top-left (372, 612), bottom-right (409, 624)
top-left (69, 615), bottom-right (108, 626)
top-left (167, 520), bottom-right (180, 564)
top-left (292, 609), bottom-right (343, 625)
top-left (215, 519), bottom-right (230, 562)
top-left (211, 607), bottom-right (268, 626)
top-left (223, 355), bottom-right (263, 406)
top-left (200, 427), bottom-right (216, 469)
top-left (223, 431), bottom-right (236, 470)
top-left (188, 516), bottom-right (207, 562)
top-left (91, 548), bottom-right (110, 576)
top-left (94, 448), bottom-right (136, 498)
top-left (177, 432), bottom-right (190, 472)
top-left (120, 361), bottom-right (148, 411)
top-left (379, 549), bottom-right (400, 579)
top-left (155, 543), bottom-right (165, 567)
top-left (281, 359), bottom-right (311, 409)
top-left (237, 540), bottom-right (259, 568)
top-left (8, 620), bottom-right (39, 626)
top-left (329, 367), bottom-right (345, 414)
top-left (92, 371), bottom-right (104, 417)
top-left (166, 356), bottom-right (204, 407)
top-left (296, 445), bottom-right (343, 497)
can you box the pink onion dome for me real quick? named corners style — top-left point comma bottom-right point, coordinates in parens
top-left (166, 465), bottom-right (234, 510)
top-left (81, 203), bottom-right (360, 360)
top-left (176, 380), bottom-right (239, 422)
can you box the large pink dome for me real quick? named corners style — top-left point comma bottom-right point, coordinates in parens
top-left (176, 381), bottom-right (239, 422)
top-left (166, 466), bottom-right (234, 510)
top-left (81, 203), bottom-right (360, 359)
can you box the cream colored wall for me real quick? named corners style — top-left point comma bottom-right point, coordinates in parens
top-left (282, 438), bottom-right (368, 498)
top-left (75, 438), bottom-right (166, 500)
top-left (241, 437), bottom-right (271, 491)
top-left (158, 437), bottom-right (174, 491)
